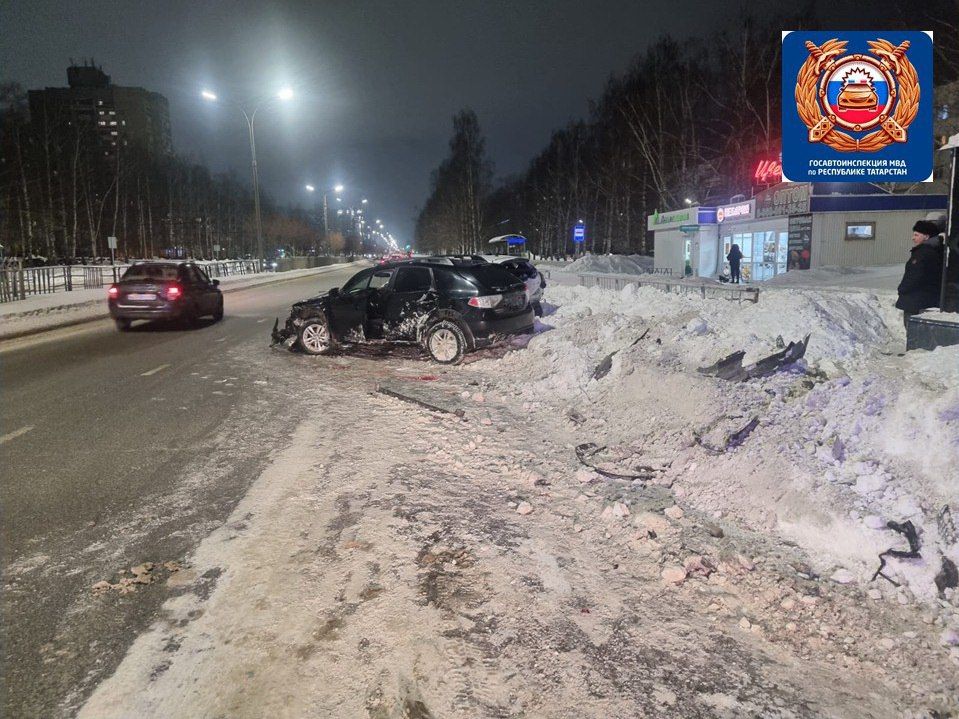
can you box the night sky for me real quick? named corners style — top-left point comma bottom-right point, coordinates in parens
top-left (3, 1), bottom-right (750, 243)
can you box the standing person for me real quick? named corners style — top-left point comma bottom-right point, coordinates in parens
top-left (896, 220), bottom-right (944, 331)
top-left (727, 243), bottom-right (743, 284)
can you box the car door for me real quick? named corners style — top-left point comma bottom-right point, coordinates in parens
top-left (192, 265), bottom-right (218, 313)
top-left (383, 266), bottom-right (435, 340)
top-left (328, 268), bottom-right (377, 341)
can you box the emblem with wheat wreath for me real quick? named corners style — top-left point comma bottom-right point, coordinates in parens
top-left (795, 38), bottom-right (919, 152)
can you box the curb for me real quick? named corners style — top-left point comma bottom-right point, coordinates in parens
top-left (0, 262), bottom-right (364, 343)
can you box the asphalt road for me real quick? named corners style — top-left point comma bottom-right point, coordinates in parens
top-left (0, 265), bottom-right (364, 718)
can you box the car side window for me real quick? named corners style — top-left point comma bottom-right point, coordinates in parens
top-left (393, 267), bottom-right (432, 293)
top-left (370, 270), bottom-right (394, 290)
top-left (342, 269), bottom-right (374, 294)
top-left (195, 266), bottom-right (212, 284)
top-left (434, 268), bottom-right (475, 294)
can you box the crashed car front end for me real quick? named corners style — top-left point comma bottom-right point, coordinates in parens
top-left (270, 299), bottom-right (327, 348)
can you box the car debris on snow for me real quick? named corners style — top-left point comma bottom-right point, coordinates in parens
top-left (697, 334), bottom-right (811, 381)
top-left (591, 328), bottom-right (649, 381)
top-left (374, 382), bottom-right (466, 418)
top-left (574, 442), bottom-right (663, 481)
top-left (872, 520), bottom-right (922, 584)
top-left (694, 414), bottom-right (760, 454)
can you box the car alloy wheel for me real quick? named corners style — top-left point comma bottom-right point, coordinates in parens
top-left (425, 320), bottom-right (466, 364)
top-left (298, 319), bottom-right (331, 355)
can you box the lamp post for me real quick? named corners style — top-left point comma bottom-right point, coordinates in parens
top-left (201, 87), bottom-right (293, 266)
top-left (306, 183), bottom-right (344, 254)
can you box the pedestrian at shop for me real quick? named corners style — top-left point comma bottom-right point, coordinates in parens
top-left (727, 243), bottom-right (743, 284)
top-left (895, 220), bottom-right (944, 331)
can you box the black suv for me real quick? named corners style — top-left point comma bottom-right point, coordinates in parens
top-left (108, 261), bottom-right (223, 331)
top-left (271, 260), bottom-right (534, 363)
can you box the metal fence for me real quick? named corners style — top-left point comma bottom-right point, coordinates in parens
top-left (0, 259), bottom-right (262, 303)
top-left (576, 272), bottom-right (760, 303)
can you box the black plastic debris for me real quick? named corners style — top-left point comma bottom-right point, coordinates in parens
top-left (592, 328), bottom-right (649, 381)
top-left (939, 505), bottom-right (957, 547)
top-left (871, 520), bottom-right (922, 585)
top-left (698, 334), bottom-right (811, 382)
top-left (374, 382), bottom-right (466, 418)
top-left (575, 442), bottom-right (660, 482)
top-left (935, 557), bottom-right (959, 597)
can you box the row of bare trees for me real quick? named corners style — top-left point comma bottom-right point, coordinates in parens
top-left (0, 82), bottom-right (316, 262)
top-left (417, 4), bottom-right (959, 257)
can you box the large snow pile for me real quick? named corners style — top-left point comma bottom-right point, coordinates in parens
top-left (764, 264), bottom-right (902, 292)
top-left (560, 253), bottom-right (654, 276)
top-left (480, 282), bottom-right (959, 603)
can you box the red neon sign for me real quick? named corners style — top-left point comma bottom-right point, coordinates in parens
top-left (754, 159), bottom-right (782, 184)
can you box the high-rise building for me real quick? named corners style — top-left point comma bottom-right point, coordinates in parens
top-left (28, 61), bottom-right (172, 160)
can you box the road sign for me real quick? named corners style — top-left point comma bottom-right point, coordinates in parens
top-left (107, 236), bottom-right (118, 249)
top-left (572, 223), bottom-right (586, 243)
top-left (213, 244), bottom-right (221, 252)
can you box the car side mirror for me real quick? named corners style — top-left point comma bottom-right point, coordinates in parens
top-left (329, 287), bottom-right (340, 296)
top-left (212, 279), bottom-right (220, 287)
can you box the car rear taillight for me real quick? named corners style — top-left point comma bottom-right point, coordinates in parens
top-left (467, 294), bottom-right (502, 309)
top-left (165, 285), bottom-right (182, 300)
top-left (107, 285), bottom-right (119, 298)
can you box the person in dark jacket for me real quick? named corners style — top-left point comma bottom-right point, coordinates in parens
top-left (727, 244), bottom-right (743, 284)
top-left (896, 220), bottom-right (944, 330)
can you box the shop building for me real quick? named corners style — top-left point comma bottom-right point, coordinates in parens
top-left (649, 183), bottom-right (948, 281)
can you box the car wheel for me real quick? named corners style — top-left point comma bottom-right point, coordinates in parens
top-left (212, 297), bottom-right (224, 321)
top-left (424, 320), bottom-right (466, 364)
top-left (297, 318), bottom-right (331, 355)
top-left (115, 318), bottom-right (131, 332)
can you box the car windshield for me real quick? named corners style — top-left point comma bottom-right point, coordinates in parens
top-left (121, 264), bottom-right (180, 281)
top-left (464, 265), bottom-right (522, 292)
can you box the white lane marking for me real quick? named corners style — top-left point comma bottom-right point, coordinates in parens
top-left (0, 425), bottom-right (34, 445)
top-left (140, 364), bottom-right (170, 377)
top-left (215, 337), bottom-right (228, 343)
top-left (256, 318), bottom-right (268, 323)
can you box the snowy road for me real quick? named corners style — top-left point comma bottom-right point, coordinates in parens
top-left (0, 265), bottom-right (365, 717)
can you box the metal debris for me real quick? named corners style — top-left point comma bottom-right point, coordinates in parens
top-left (939, 505), bottom-right (957, 546)
top-left (935, 557), bottom-right (959, 597)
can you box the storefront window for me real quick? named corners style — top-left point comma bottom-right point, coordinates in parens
top-left (720, 228), bottom-right (790, 282)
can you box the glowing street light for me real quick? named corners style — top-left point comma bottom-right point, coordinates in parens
top-left (200, 85), bottom-right (297, 262)
top-left (334, 184), bottom-right (344, 193)
top-left (304, 184), bottom-right (315, 192)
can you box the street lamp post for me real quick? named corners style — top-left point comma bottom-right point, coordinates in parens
top-left (306, 183), bottom-right (344, 254)
top-left (201, 88), bottom-right (292, 266)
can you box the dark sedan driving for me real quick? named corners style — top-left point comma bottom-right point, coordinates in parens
top-left (107, 261), bottom-right (224, 331)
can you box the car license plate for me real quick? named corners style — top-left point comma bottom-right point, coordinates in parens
top-left (128, 293), bottom-right (156, 301)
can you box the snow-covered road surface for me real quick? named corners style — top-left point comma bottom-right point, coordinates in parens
top-left (73, 280), bottom-right (958, 718)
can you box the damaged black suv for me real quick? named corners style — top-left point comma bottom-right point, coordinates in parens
top-left (271, 260), bottom-right (535, 364)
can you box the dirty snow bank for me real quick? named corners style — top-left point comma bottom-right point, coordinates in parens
top-left (559, 253), bottom-right (654, 275)
top-left (482, 282), bottom-right (959, 603)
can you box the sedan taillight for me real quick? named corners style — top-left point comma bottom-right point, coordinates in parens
top-left (107, 285), bottom-right (119, 298)
top-left (468, 294), bottom-right (502, 309)
top-left (165, 285), bottom-right (182, 300)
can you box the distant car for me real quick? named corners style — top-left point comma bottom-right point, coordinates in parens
top-left (481, 257), bottom-right (545, 314)
top-left (272, 260), bottom-right (534, 364)
top-left (108, 261), bottom-right (223, 331)
top-left (378, 252), bottom-right (411, 265)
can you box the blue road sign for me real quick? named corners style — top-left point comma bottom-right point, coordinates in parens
top-left (573, 223), bottom-right (586, 243)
